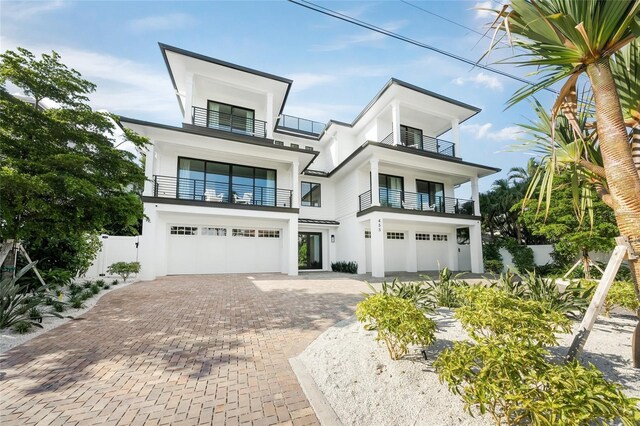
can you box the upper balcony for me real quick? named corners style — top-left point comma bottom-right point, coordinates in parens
top-left (358, 188), bottom-right (474, 216)
top-left (151, 175), bottom-right (293, 209)
top-left (276, 114), bottom-right (326, 137)
top-left (191, 106), bottom-right (268, 139)
top-left (377, 129), bottom-right (456, 158)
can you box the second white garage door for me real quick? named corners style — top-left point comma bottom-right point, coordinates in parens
top-left (417, 232), bottom-right (451, 271)
top-left (167, 225), bottom-right (282, 275)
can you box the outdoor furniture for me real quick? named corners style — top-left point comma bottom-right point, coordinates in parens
top-left (423, 204), bottom-right (436, 212)
top-left (402, 200), bottom-right (418, 210)
top-left (234, 192), bottom-right (253, 204)
top-left (204, 189), bottom-right (224, 202)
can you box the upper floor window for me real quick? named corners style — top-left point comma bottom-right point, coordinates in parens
top-left (207, 101), bottom-right (255, 135)
top-left (301, 182), bottom-right (321, 207)
top-left (400, 125), bottom-right (423, 148)
top-left (416, 179), bottom-right (444, 211)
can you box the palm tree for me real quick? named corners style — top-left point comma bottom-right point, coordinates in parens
top-left (485, 0), bottom-right (640, 365)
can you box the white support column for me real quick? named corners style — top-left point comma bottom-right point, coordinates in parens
top-left (471, 175), bottom-right (480, 216)
top-left (142, 143), bottom-right (155, 197)
top-left (291, 161), bottom-right (300, 208)
top-left (183, 72), bottom-right (194, 125)
top-left (451, 118), bottom-right (460, 157)
top-left (448, 230), bottom-right (459, 271)
top-left (356, 222), bottom-right (367, 274)
top-left (370, 158), bottom-right (380, 207)
top-left (391, 102), bottom-right (401, 146)
top-left (406, 229), bottom-right (417, 273)
top-left (139, 205), bottom-right (157, 281)
top-left (287, 217), bottom-right (299, 276)
top-left (469, 223), bottom-right (484, 273)
top-left (370, 215), bottom-right (385, 278)
top-left (266, 92), bottom-right (274, 139)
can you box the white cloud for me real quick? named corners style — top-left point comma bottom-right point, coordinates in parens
top-left (461, 123), bottom-right (520, 141)
top-left (287, 73), bottom-right (337, 92)
top-left (128, 13), bottom-right (195, 33)
top-left (453, 72), bottom-right (503, 91)
top-left (1, 0), bottom-right (66, 20)
top-left (313, 20), bottom-right (408, 52)
top-left (473, 1), bottom-right (495, 20)
top-left (1, 37), bottom-right (178, 122)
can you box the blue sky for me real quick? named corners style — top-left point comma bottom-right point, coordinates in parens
top-left (1, 0), bottom-right (557, 195)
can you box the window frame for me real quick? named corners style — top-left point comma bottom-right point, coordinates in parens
top-left (207, 100), bottom-right (255, 134)
top-left (416, 179), bottom-right (445, 211)
top-left (400, 124), bottom-right (423, 148)
top-left (301, 181), bottom-right (322, 207)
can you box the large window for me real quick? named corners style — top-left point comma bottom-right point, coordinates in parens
top-left (301, 182), bottom-right (321, 207)
top-left (379, 173), bottom-right (404, 208)
top-left (207, 101), bottom-right (255, 134)
top-left (178, 157), bottom-right (276, 206)
top-left (416, 179), bottom-right (445, 211)
top-left (400, 125), bottom-right (423, 148)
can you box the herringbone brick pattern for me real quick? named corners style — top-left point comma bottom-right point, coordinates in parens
top-left (0, 274), bottom-right (365, 425)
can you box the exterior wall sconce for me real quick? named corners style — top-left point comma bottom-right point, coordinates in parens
top-left (331, 235), bottom-right (335, 243)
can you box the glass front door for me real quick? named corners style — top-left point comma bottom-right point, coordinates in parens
top-left (298, 232), bottom-right (322, 270)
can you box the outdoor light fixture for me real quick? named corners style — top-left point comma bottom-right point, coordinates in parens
top-left (331, 235), bottom-right (335, 243)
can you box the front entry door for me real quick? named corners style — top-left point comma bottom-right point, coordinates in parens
top-left (298, 232), bottom-right (322, 270)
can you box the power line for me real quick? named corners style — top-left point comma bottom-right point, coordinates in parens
top-left (288, 0), bottom-right (558, 95)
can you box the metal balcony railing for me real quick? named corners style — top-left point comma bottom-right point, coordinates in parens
top-left (192, 106), bottom-right (267, 138)
top-left (152, 175), bottom-right (292, 208)
top-left (378, 130), bottom-right (456, 157)
top-left (277, 114), bottom-right (326, 136)
top-left (358, 188), bottom-right (474, 215)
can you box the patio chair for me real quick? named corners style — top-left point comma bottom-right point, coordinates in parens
top-left (205, 189), bottom-right (223, 202)
top-left (402, 200), bottom-right (418, 210)
top-left (234, 192), bottom-right (253, 204)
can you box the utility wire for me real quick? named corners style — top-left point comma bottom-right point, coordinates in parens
top-left (288, 0), bottom-right (558, 95)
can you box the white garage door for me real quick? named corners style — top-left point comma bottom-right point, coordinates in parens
top-left (417, 233), bottom-right (450, 271)
top-left (384, 231), bottom-right (408, 272)
top-left (167, 225), bottom-right (282, 275)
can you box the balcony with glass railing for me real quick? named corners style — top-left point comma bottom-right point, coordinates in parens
top-left (276, 114), bottom-right (326, 136)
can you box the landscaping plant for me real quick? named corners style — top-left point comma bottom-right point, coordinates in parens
top-left (356, 294), bottom-right (436, 360)
top-left (426, 267), bottom-right (468, 308)
top-left (434, 287), bottom-right (639, 425)
top-left (368, 279), bottom-right (435, 313)
top-left (331, 261), bottom-right (358, 274)
top-left (604, 281), bottom-right (640, 316)
top-left (107, 261), bottom-right (141, 282)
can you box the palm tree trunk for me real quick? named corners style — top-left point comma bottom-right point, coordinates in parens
top-left (587, 58), bottom-right (640, 367)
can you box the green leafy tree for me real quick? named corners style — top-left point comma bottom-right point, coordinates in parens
top-left (519, 173), bottom-right (618, 278)
top-left (0, 48), bottom-right (147, 275)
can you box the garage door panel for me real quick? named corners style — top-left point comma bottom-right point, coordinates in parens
top-left (417, 233), bottom-right (450, 271)
top-left (384, 238), bottom-right (408, 272)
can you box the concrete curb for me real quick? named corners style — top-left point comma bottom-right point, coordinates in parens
top-left (289, 356), bottom-right (343, 426)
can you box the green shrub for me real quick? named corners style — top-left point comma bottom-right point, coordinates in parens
top-left (28, 306), bottom-right (42, 321)
top-left (53, 302), bottom-right (65, 313)
top-left (490, 268), bottom-right (527, 298)
top-left (503, 238), bottom-right (535, 273)
top-left (80, 289), bottom-right (93, 301)
top-left (331, 261), bottom-right (358, 274)
top-left (90, 283), bottom-right (101, 295)
top-left (484, 259), bottom-right (504, 274)
top-left (523, 272), bottom-right (594, 320)
top-left (95, 279), bottom-right (106, 287)
top-left (70, 297), bottom-right (84, 309)
top-left (1, 262), bottom-right (61, 329)
top-left (435, 286), bottom-right (639, 425)
top-left (604, 281), bottom-right (639, 315)
top-left (103, 284), bottom-right (110, 290)
top-left (13, 321), bottom-right (32, 334)
top-left (483, 241), bottom-right (503, 273)
top-left (371, 279), bottom-right (435, 313)
top-left (427, 267), bottom-right (468, 308)
top-left (456, 286), bottom-right (571, 346)
top-left (67, 283), bottom-right (82, 296)
top-left (111, 279), bottom-right (119, 286)
top-left (82, 281), bottom-right (93, 289)
top-left (356, 294), bottom-right (436, 360)
top-left (107, 261), bottom-right (141, 282)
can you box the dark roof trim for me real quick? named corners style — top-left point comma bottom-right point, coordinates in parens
top-left (298, 219), bottom-right (340, 225)
top-left (318, 78), bottom-right (481, 139)
top-left (357, 206), bottom-right (480, 221)
top-left (274, 129), bottom-right (321, 141)
top-left (142, 196), bottom-right (299, 214)
top-left (326, 141), bottom-right (500, 177)
top-left (158, 42), bottom-right (293, 118)
top-left (118, 116), bottom-right (319, 168)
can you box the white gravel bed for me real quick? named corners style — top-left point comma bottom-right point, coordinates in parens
top-left (297, 309), bottom-right (639, 426)
top-left (0, 276), bottom-right (140, 354)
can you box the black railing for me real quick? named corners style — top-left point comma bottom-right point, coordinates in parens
top-left (377, 131), bottom-right (456, 157)
top-left (358, 188), bottom-right (474, 215)
top-left (192, 106), bottom-right (267, 138)
top-left (277, 114), bottom-right (326, 136)
top-left (152, 175), bottom-right (292, 208)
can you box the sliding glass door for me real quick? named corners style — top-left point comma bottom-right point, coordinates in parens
top-left (379, 174), bottom-right (404, 208)
top-left (207, 101), bottom-right (255, 135)
top-left (416, 180), bottom-right (444, 211)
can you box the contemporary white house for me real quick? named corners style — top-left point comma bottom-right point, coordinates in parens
top-left (120, 43), bottom-right (499, 280)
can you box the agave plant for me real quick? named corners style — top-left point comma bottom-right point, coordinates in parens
top-left (0, 262), bottom-right (64, 330)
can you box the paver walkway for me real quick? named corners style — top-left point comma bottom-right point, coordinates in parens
top-left (0, 274), bottom-right (367, 425)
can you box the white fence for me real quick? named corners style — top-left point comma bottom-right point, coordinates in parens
top-left (85, 235), bottom-right (139, 277)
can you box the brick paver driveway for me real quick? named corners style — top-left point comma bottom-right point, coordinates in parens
top-left (0, 274), bottom-right (368, 426)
